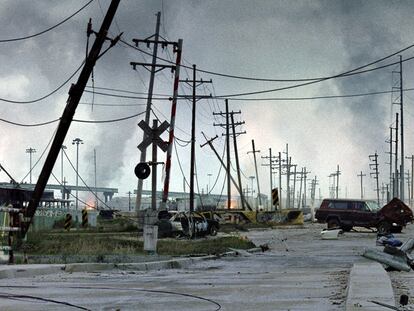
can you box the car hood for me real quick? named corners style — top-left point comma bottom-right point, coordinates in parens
top-left (378, 198), bottom-right (413, 224)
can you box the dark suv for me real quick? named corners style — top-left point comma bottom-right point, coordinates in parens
top-left (315, 198), bottom-right (413, 234)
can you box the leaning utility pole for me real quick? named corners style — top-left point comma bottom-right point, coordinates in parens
top-left (369, 152), bottom-right (380, 206)
top-left (357, 171), bottom-right (366, 199)
top-left (131, 14), bottom-right (181, 211)
top-left (247, 139), bottom-right (262, 207)
top-left (133, 12), bottom-right (161, 212)
top-left (200, 133), bottom-right (252, 210)
top-left (22, 0), bottom-right (121, 236)
top-left (162, 39), bottom-right (183, 208)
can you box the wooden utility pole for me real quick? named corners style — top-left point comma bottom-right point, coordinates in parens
top-left (283, 144), bottom-right (290, 208)
top-left (369, 152), bottom-right (380, 206)
top-left (261, 148), bottom-right (277, 209)
top-left (230, 112), bottom-right (246, 210)
top-left (386, 126), bottom-right (394, 198)
top-left (278, 152), bottom-right (282, 209)
top-left (213, 100), bottom-right (232, 209)
top-left (133, 12), bottom-right (161, 212)
top-left (292, 164), bottom-right (297, 208)
top-left (357, 171), bottom-right (366, 199)
top-left (180, 66), bottom-right (212, 212)
top-left (400, 55), bottom-right (405, 201)
top-left (298, 167), bottom-right (304, 209)
top-left (406, 155), bottom-right (414, 205)
top-left (131, 13), bottom-right (181, 211)
top-left (162, 39), bottom-right (183, 208)
top-left (200, 133), bottom-right (252, 210)
top-left (247, 140), bottom-right (262, 207)
top-left (395, 113), bottom-right (399, 198)
top-left (22, 0), bottom-right (121, 236)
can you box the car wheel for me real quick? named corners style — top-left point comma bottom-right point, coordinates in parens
top-left (327, 218), bottom-right (340, 229)
top-left (341, 225), bottom-right (353, 232)
top-left (377, 221), bottom-right (391, 235)
top-left (209, 225), bottom-right (218, 236)
top-left (391, 225), bottom-right (403, 233)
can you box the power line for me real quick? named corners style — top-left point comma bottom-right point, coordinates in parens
top-left (0, 61), bottom-right (85, 104)
top-left (20, 126), bottom-right (58, 183)
top-left (121, 36), bottom-right (414, 83)
top-left (73, 111), bottom-right (146, 123)
top-left (84, 85), bottom-right (414, 102)
top-left (0, 0), bottom-right (94, 43)
top-left (0, 111), bottom-right (146, 127)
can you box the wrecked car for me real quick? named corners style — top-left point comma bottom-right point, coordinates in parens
top-left (157, 211), bottom-right (220, 238)
top-left (315, 198), bottom-right (413, 234)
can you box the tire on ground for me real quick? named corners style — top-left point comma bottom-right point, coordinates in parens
top-left (327, 218), bottom-right (340, 229)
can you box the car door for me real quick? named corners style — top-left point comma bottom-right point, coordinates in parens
top-left (352, 201), bottom-right (374, 226)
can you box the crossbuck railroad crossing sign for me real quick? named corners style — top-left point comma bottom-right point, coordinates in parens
top-left (137, 120), bottom-right (169, 152)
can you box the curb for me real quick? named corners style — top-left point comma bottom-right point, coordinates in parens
top-left (0, 264), bottom-right (65, 279)
top-left (346, 261), bottom-right (395, 310)
top-left (0, 254), bottom-right (228, 279)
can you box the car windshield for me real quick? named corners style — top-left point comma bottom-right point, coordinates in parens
top-left (366, 201), bottom-right (380, 211)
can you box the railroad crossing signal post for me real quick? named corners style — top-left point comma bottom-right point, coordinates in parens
top-left (137, 119), bottom-right (169, 254)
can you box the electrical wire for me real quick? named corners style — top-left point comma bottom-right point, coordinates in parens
top-left (0, 292), bottom-right (90, 310)
top-left (0, 285), bottom-right (222, 311)
top-left (73, 111), bottom-right (146, 123)
top-left (0, 61), bottom-right (85, 104)
top-left (20, 126), bottom-right (58, 183)
top-left (0, 0), bottom-right (94, 43)
top-left (121, 37), bottom-right (414, 83)
top-left (84, 90), bottom-right (170, 100)
top-left (50, 172), bottom-right (94, 208)
top-left (174, 140), bottom-right (190, 189)
top-left (0, 117), bottom-right (60, 127)
top-left (84, 85), bottom-right (414, 102)
top-left (61, 148), bottom-right (116, 212)
top-left (85, 85), bottom-right (166, 97)
top-left (0, 111), bottom-right (147, 127)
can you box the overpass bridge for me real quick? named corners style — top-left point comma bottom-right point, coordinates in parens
top-left (0, 182), bottom-right (118, 202)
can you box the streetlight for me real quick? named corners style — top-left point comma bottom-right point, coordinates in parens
top-left (26, 147), bottom-right (36, 183)
top-left (72, 138), bottom-right (83, 211)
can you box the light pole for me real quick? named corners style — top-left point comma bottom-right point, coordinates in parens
top-left (26, 147), bottom-right (36, 183)
top-left (72, 138), bottom-right (83, 211)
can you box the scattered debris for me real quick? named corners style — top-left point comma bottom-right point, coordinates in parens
top-left (363, 236), bottom-right (414, 272)
top-left (321, 228), bottom-right (342, 240)
top-left (376, 233), bottom-right (403, 247)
